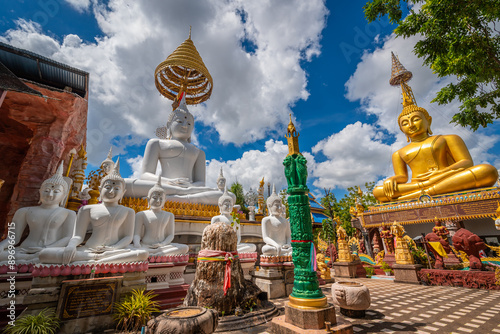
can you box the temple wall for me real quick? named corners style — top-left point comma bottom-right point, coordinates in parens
top-left (0, 81), bottom-right (87, 236)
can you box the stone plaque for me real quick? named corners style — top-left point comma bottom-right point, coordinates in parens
top-left (57, 276), bottom-right (122, 321)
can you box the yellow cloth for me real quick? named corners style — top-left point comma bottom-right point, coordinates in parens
top-left (428, 242), bottom-right (449, 258)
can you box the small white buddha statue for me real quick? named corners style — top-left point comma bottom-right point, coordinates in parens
top-left (101, 147), bottom-right (115, 176)
top-left (211, 188), bottom-right (256, 253)
top-left (132, 176), bottom-right (189, 255)
top-left (39, 159), bottom-right (149, 264)
top-left (261, 185), bottom-right (292, 256)
top-left (0, 162), bottom-right (76, 264)
top-left (216, 167), bottom-right (226, 192)
top-left (125, 96), bottom-right (234, 205)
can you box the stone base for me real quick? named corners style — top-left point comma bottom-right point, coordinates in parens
top-left (252, 266), bottom-right (294, 299)
top-left (272, 309), bottom-right (353, 333)
top-left (444, 252), bottom-right (461, 268)
top-left (284, 302), bottom-right (336, 330)
top-left (393, 264), bottom-right (422, 284)
top-left (333, 261), bottom-right (359, 278)
top-left (145, 263), bottom-right (187, 290)
top-left (383, 253), bottom-right (396, 266)
top-left (241, 260), bottom-right (257, 280)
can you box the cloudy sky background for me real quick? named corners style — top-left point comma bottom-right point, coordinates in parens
top-left (1, 0), bottom-right (499, 199)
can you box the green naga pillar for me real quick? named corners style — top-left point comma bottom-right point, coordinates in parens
top-left (284, 115), bottom-right (327, 309)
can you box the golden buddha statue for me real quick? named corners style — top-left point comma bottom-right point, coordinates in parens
top-left (373, 53), bottom-right (498, 202)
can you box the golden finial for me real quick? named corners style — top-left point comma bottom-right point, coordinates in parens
top-left (285, 114), bottom-right (301, 156)
top-left (390, 52), bottom-right (429, 123)
top-left (357, 186), bottom-right (363, 197)
top-left (155, 29), bottom-right (213, 109)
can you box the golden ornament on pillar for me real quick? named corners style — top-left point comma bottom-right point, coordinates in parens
top-left (285, 114), bottom-right (301, 156)
top-left (391, 221), bottom-right (414, 265)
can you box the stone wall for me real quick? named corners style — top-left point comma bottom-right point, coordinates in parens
top-left (0, 80), bottom-right (87, 235)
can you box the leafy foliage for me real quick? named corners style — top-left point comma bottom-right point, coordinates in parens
top-left (365, 266), bottom-right (375, 277)
top-left (279, 188), bottom-right (289, 218)
top-left (230, 182), bottom-right (248, 214)
top-left (114, 288), bottom-right (159, 332)
top-left (364, 0), bottom-right (500, 131)
top-left (3, 308), bottom-right (60, 334)
top-left (320, 182), bottom-right (377, 237)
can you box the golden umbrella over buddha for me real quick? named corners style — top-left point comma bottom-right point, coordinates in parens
top-left (373, 53), bottom-right (498, 202)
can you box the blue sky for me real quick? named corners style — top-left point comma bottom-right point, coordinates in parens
top-left (1, 0), bottom-right (499, 201)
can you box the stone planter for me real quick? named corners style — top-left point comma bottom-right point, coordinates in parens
top-left (147, 306), bottom-right (218, 334)
top-left (331, 281), bottom-right (371, 318)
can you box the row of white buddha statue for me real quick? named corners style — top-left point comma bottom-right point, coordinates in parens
top-left (0, 159), bottom-right (291, 267)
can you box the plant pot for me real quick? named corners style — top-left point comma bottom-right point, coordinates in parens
top-left (384, 271), bottom-right (391, 276)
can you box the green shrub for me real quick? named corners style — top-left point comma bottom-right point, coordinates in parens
top-left (365, 266), bottom-right (375, 277)
top-left (380, 261), bottom-right (391, 271)
top-left (3, 308), bottom-right (60, 334)
top-left (114, 288), bottom-right (160, 332)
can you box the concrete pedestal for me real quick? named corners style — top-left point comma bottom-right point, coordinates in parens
top-left (333, 261), bottom-right (360, 278)
top-left (393, 264), bottom-right (422, 284)
top-left (145, 263), bottom-right (187, 290)
top-left (240, 260), bottom-right (257, 280)
top-left (271, 302), bottom-right (353, 334)
top-left (252, 263), bottom-right (294, 299)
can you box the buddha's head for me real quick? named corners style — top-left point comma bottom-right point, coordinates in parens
top-left (100, 158), bottom-right (126, 202)
top-left (147, 175), bottom-right (166, 209)
top-left (398, 107), bottom-right (433, 141)
top-left (166, 104), bottom-right (194, 142)
top-left (216, 167), bottom-right (226, 191)
top-left (100, 147), bottom-right (114, 175)
top-left (40, 161), bottom-right (68, 206)
top-left (266, 185), bottom-right (282, 216)
top-left (218, 187), bottom-right (234, 215)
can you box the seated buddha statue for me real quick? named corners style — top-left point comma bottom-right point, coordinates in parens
top-left (125, 96), bottom-right (234, 205)
top-left (0, 162), bottom-right (76, 264)
top-left (39, 159), bottom-right (149, 264)
top-left (373, 58), bottom-right (498, 202)
top-left (211, 188), bottom-right (256, 253)
top-left (261, 186), bottom-right (292, 256)
top-left (132, 176), bottom-right (189, 255)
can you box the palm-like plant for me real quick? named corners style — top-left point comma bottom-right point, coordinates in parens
top-left (114, 288), bottom-right (160, 332)
top-left (3, 308), bottom-right (60, 334)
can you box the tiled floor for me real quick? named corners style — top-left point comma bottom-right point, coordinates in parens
top-left (239, 277), bottom-right (500, 333)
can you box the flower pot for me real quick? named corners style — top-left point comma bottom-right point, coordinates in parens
top-left (384, 271), bottom-right (391, 276)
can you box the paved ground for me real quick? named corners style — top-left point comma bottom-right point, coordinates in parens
top-left (241, 276), bottom-right (500, 334)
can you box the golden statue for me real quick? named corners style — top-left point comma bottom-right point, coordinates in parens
top-left (336, 226), bottom-right (353, 262)
top-left (374, 53), bottom-right (498, 202)
top-left (390, 221), bottom-right (414, 265)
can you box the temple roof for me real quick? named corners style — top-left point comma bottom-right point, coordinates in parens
top-left (0, 42), bottom-right (89, 98)
top-left (0, 60), bottom-right (43, 97)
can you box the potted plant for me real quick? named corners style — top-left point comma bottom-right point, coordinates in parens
top-left (380, 261), bottom-right (392, 276)
top-left (365, 266), bottom-right (375, 278)
top-left (114, 288), bottom-right (160, 332)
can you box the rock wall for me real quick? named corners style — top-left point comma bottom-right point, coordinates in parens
top-left (0, 80), bottom-right (87, 236)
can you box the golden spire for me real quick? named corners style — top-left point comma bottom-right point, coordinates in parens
top-left (390, 52), bottom-right (428, 123)
top-left (285, 114), bottom-right (301, 156)
top-left (155, 29), bottom-right (213, 109)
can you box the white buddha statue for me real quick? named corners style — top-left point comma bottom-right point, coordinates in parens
top-left (261, 185), bottom-right (292, 256)
top-left (39, 159), bottom-right (148, 264)
top-left (0, 162), bottom-right (76, 264)
top-left (211, 188), bottom-right (256, 253)
top-left (101, 147), bottom-right (115, 175)
top-left (124, 96), bottom-right (234, 205)
top-left (132, 176), bottom-right (189, 255)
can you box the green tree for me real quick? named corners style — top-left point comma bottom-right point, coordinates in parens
top-left (364, 0), bottom-right (500, 131)
top-left (230, 181), bottom-right (248, 214)
top-left (279, 188), bottom-right (290, 218)
top-left (320, 182), bottom-right (377, 237)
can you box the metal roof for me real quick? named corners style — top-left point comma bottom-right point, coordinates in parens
top-left (0, 42), bottom-right (89, 98)
top-left (0, 60), bottom-right (43, 97)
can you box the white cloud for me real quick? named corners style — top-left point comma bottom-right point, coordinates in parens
top-left (0, 0), bottom-right (328, 164)
top-left (64, 0), bottom-right (91, 13)
top-left (311, 122), bottom-right (394, 189)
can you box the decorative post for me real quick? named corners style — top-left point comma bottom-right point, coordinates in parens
top-left (283, 114), bottom-right (326, 308)
top-left (273, 115), bottom-right (352, 333)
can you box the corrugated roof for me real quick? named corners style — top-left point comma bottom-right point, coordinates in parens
top-left (0, 60), bottom-right (43, 97)
top-left (0, 42), bottom-right (88, 98)
top-left (312, 212), bottom-right (329, 223)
